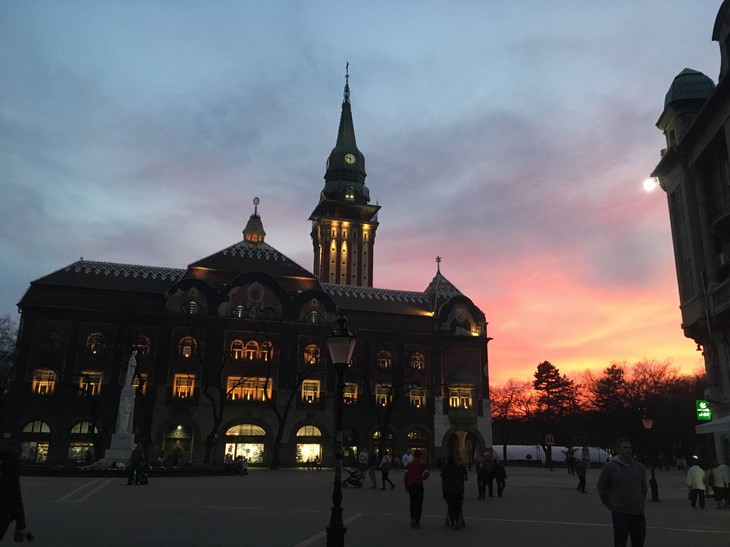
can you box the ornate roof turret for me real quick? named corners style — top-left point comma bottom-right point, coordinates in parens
top-left (663, 68), bottom-right (715, 108)
top-left (322, 63), bottom-right (370, 204)
top-left (424, 256), bottom-right (463, 311)
top-left (242, 197), bottom-right (266, 244)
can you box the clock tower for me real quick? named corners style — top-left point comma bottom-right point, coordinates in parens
top-left (310, 67), bottom-right (380, 287)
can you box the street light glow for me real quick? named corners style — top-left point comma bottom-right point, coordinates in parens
top-left (643, 177), bottom-right (659, 192)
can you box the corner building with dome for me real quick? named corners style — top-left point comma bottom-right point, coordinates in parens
top-left (6, 76), bottom-right (493, 467)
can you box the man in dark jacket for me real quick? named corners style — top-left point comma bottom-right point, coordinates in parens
top-left (0, 450), bottom-right (31, 542)
top-left (597, 438), bottom-right (647, 547)
top-left (441, 454), bottom-right (466, 529)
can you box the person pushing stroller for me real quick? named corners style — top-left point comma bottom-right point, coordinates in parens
top-left (441, 454), bottom-right (466, 530)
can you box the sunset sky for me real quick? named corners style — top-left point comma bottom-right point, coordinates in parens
top-left (1, 1), bottom-right (721, 386)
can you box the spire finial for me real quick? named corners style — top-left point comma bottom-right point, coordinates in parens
top-left (253, 196), bottom-right (260, 216)
top-left (436, 256), bottom-right (442, 273)
top-left (344, 62), bottom-right (350, 103)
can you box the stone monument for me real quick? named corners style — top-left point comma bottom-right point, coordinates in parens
top-left (95, 351), bottom-right (138, 467)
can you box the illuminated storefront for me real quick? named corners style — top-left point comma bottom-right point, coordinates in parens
top-left (225, 423), bottom-right (266, 464)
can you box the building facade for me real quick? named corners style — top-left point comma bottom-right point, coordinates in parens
top-left (652, 1), bottom-right (730, 462)
top-left (6, 77), bottom-right (492, 467)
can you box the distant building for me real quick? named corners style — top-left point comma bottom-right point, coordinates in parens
top-left (652, 1), bottom-right (730, 462)
top-left (6, 74), bottom-right (492, 467)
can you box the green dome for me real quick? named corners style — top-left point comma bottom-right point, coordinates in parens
top-left (664, 68), bottom-right (715, 108)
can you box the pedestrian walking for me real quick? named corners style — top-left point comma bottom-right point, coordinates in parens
top-left (358, 448), bottom-right (369, 479)
top-left (686, 457), bottom-right (707, 509)
top-left (128, 443), bottom-right (145, 485)
top-left (368, 447), bottom-right (378, 488)
top-left (483, 452), bottom-right (495, 497)
top-left (401, 449), bottom-right (413, 469)
top-left (597, 437), bottom-right (647, 547)
top-left (576, 457), bottom-right (588, 493)
top-left (475, 454), bottom-right (487, 499)
top-left (403, 450), bottom-right (430, 529)
top-left (707, 462), bottom-right (726, 509)
top-left (493, 458), bottom-right (507, 497)
top-left (379, 452), bottom-right (395, 490)
top-left (0, 450), bottom-right (32, 542)
top-left (719, 461), bottom-right (730, 506)
top-left (441, 454), bottom-right (466, 530)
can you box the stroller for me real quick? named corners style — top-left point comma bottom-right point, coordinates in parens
top-left (342, 468), bottom-right (363, 488)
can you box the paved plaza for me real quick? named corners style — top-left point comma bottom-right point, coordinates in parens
top-left (15, 466), bottom-right (730, 546)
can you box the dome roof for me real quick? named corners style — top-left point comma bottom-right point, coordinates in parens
top-left (664, 68), bottom-right (715, 108)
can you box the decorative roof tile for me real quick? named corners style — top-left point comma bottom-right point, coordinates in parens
top-left (66, 260), bottom-right (184, 282)
top-left (323, 283), bottom-right (429, 304)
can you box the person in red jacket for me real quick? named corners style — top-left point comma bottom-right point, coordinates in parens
top-left (403, 450), bottom-right (430, 528)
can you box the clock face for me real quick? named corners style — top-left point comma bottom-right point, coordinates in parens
top-left (344, 153), bottom-right (356, 165)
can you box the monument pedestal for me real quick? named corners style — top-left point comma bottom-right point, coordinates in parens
top-left (94, 433), bottom-right (136, 468)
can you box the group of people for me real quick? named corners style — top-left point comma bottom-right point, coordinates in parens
top-left (223, 452), bottom-right (249, 476)
top-left (357, 447), bottom-right (396, 490)
top-left (474, 452), bottom-right (507, 499)
top-left (685, 456), bottom-right (730, 509)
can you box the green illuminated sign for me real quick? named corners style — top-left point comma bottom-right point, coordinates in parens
top-left (696, 400), bottom-right (712, 421)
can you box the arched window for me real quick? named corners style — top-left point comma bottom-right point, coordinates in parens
top-left (23, 421), bottom-right (50, 433)
top-left (133, 335), bottom-right (151, 356)
top-left (296, 425), bottom-right (322, 437)
top-left (377, 350), bottom-right (392, 369)
top-left (231, 340), bottom-right (244, 360)
top-left (225, 424), bottom-right (266, 436)
top-left (260, 341), bottom-right (274, 362)
top-left (86, 333), bottom-right (106, 355)
top-left (184, 301), bottom-right (201, 314)
top-left (244, 341), bottom-right (259, 360)
top-left (303, 344), bottom-right (320, 365)
top-left (71, 421), bottom-right (98, 434)
top-left (408, 429), bottom-right (429, 441)
top-left (409, 352), bottom-right (425, 370)
top-left (304, 310), bottom-right (323, 324)
top-left (232, 305), bottom-right (245, 318)
top-left (179, 337), bottom-right (197, 358)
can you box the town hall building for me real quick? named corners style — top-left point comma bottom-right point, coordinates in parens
top-left (6, 74), bottom-right (492, 467)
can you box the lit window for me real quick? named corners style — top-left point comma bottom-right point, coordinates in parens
top-left (304, 311), bottom-right (323, 324)
top-left (179, 337), bottom-right (197, 358)
top-left (226, 424), bottom-right (266, 436)
top-left (133, 335), bottom-right (151, 356)
top-left (303, 344), bottom-right (320, 365)
top-left (184, 301), bottom-right (201, 314)
top-left (343, 382), bottom-right (358, 404)
top-left (231, 340), bottom-right (244, 360)
top-left (79, 371), bottom-right (103, 396)
top-left (244, 341), bottom-right (259, 360)
top-left (71, 421), bottom-right (98, 434)
top-left (260, 341), bottom-right (274, 362)
top-left (31, 369), bottom-right (56, 395)
top-left (377, 350), bottom-right (392, 369)
top-left (227, 376), bottom-right (245, 400)
top-left (132, 373), bottom-right (148, 395)
top-left (408, 429), bottom-right (428, 441)
top-left (86, 333), bottom-right (106, 355)
top-left (410, 352), bottom-right (425, 370)
top-left (448, 386), bottom-right (474, 409)
top-left (302, 380), bottom-right (320, 403)
top-left (241, 378), bottom-right (271, 401)
top-left (410, 385), bottom-right (427, 408)
top-left (173, 374), bottom-right (196, 398)
top-left (345, 187), bottom-right (355, 201)
top-left (375, 385), bottom-right (391, 406)
top-left (296, 425), bottom-right (322, 437)
top-left (232, 305), bottom-right (245, 318)
top-left (22, 421), bottom-right (50, 433)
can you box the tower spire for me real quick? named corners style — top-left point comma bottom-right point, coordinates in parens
top-left (344, 62), bottom-right (350, 103)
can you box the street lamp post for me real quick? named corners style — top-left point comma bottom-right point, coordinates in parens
top-left (642, 413), bottom-right (660, 502)
top-left (325, 314), bottom-right (356, 547)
